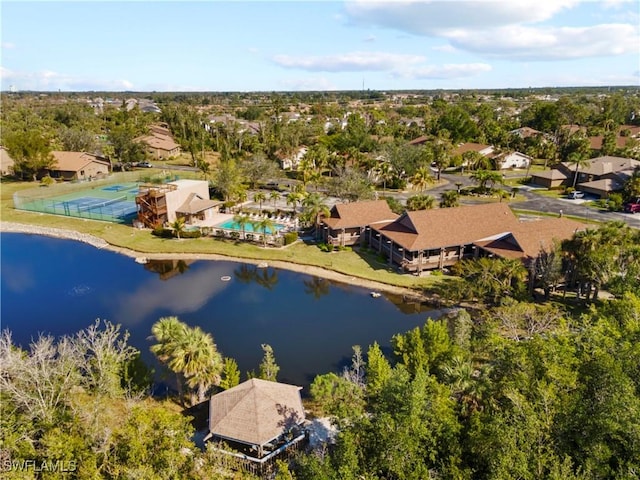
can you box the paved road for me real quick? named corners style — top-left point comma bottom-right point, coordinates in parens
top-left (437, 172), bottom-right (640, 229)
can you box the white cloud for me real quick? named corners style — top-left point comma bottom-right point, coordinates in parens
top-left (343, 1), bottom-right (639, 61)
top-left (344, 0), bottom-right (580, 34)
top-left (1, 67), bottom-right (134, 91)
top-left (363, 34), bottom-right (376, 43)
top-left (1, 42), bottom-right (15, 49)
top-left (449, 23), bottom-right (639, 60)
top-left (396, 62), bottom-right (492, 80)
top-left (432, 44), bottom-right (458, 53)
top-left (272, 51), bottom-right (426, 72)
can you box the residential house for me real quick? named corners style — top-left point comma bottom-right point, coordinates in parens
top-left (0, 146), bottom-right (15, 176)
top-left (277, 146), bottom-right (307, 170)
top-left (368, 203), bottom-right (584, 274)
top-left (530, 169), bottom-right (569, 189)
top-left (135, 179), bottom-right (218, 228)
top-left (493, 151), bottom-right (532, 170)
top-left (509, 127), bottom-right (543, 139)
top-left (320, 199), bottom-right (398, 247)
top-left (205, 378), bottom-right (306, 474)
top-left (46, 151), bottom-right (111, 181)
top-left (557, 155), bottom-right (640, 198)
top-left (452, 142), bottom-right (495, 158)
top-left (135, 124), bottom-right (181, 160)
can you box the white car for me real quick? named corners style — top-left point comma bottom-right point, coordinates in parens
top-left (568, 191), bottom-right (584, 199)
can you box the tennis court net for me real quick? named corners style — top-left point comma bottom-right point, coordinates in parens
top-left (76, 196), bottom-right (128, 212)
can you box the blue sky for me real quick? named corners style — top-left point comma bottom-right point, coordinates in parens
top-left (1, 1), bottom-right (639, 92)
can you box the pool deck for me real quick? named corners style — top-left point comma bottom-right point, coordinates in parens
top-left (187, 212), bottom-right (299, 232)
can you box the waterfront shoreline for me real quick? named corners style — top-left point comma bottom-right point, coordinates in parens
top-left (0, 221), bottom-right (436, 303)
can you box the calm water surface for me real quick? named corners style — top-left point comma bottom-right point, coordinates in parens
top-left (0, 233), bottom-right (437, 388)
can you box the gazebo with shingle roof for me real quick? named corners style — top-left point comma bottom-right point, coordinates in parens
top-left (206, 378), bottom-right (306, 461)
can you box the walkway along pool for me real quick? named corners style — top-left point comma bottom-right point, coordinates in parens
top-left (215, 219), bottom-right (285, 234)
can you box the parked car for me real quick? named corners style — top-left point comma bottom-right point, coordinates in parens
top-left (568, 191), bottom-right (585, 199)
top-left (624, 198), bottom-right (640, 213)
top-left (137, 161), bottom-right (153, 168)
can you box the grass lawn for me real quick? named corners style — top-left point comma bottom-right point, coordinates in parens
top-left (1, 179), bottom-right (442, 292)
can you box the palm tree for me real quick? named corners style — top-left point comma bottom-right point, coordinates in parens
top-left (253, 217), bottom-right (276, 247)
top-left (169, 326), bottom-right (223, 404)
top-left (236, 189), bottom-right (248, 206)
top-left (301, 192), bottom-right (330, 234)
top-left (410, 166), bottom-right (433, 193)
top-left (376, 161), bottom-right (393, 193)
top-left (439, 190), bottom-right (460, 208)
top-left (567, 151), bottom-right (591, 188)
top-left (286, 192), bottom-right (303, 213)
top-left (233, 213), bottom-right (252, 240)
top-left (470, 169), bottom-right (503, 194)
top-left (150, 316), bottom-right (184, 363)
top-left (150, 316), bottom-right (187, 397)
top-left (406, 194), bottom-right (435, 211)
top-left (431, 138), bottom-right (453, 181)
top-left (170, 217), bottom-right (186, 239)
top-left (253, 191), bottom-right (266, 211)
top-left (269, 190), bottom-right (281, 209)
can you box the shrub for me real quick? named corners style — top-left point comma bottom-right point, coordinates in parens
top-left (151, 227), bottom-right (173, 238)
top-left (283, 232), bottom-right (298, 245)
top-left (230, 231), bottom-right (240, 240)
top-left (337, 245), bottom-right (351, 252)
top-left (40, 175), bottom-right (54, 187)
top-left (317, 243), bottom-right (333, 252)
top-left (181, 230), bottom-right (202, 239)
top-left (607, 193), bottom-right (624, 212)
top-left (246, 233), bottom-right (254, 242)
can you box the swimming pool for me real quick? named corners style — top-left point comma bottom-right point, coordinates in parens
top-left (215, 219), bottom-right (285, 234)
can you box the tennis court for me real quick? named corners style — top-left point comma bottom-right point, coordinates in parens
top-left (15, 187), bottom-right (139, 224)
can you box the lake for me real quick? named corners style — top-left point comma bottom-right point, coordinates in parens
top-left (0, 233), bottom-right (439, 389)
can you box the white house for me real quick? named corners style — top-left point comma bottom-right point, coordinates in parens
top-left (494, 151), bottom-right (532, 170)
top-left (278, 146), bottom-right (308, 170)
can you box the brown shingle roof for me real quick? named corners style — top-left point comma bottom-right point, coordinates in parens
top-left (452, 142), bottom-right (493, 156)
top-left (373, 203), bottom-right (518, 251)
top-left (561, 156), bottom-right (640, 176)
top-left (51, 151), bottom-right (109, 172)
top-left (136, 133), bottom-right (180, 152)
top-left (477, 218), bottom-right (586, 261)
top-left (209, 379), bottom-right (305, 447)
top-left (176, 193), bottom-right (222, 214)
top-left (322, 200), bottom-right (398, 229)
top-left (531, 169), bottom-right (568, 180)
top-left (408, 135), bottom-right (429, 146)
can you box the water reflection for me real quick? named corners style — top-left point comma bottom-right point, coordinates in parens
top-left (114, 262), bottom-right (233, 326)
top-left (1, 233), bottom-right (439, 387)
top-left (144, 259), bottom-right (192, 280)
top-left (303, 277), bottom-right (331, 300)
top-left (233, 264), bottom-right (279, 291)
